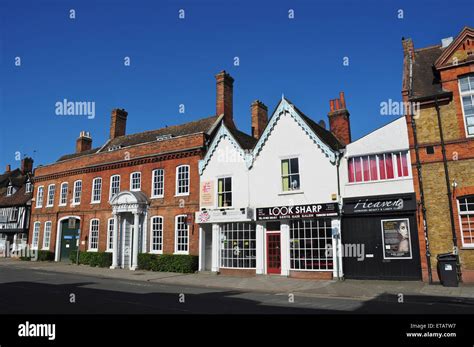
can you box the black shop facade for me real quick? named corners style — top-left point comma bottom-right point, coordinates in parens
top-left (341, 193), bottom-right (422, 280)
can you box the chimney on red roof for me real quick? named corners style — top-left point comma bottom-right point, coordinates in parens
top-left (76, 131), bottom-right (92, 153)
top-left (328, 91), bottom-right (351, 145)
top-left (5, 164), bottom-right (11, 173)
top-left (215, 71), bottom-right (235, 129)
top-left (21, 157), bottom-right (33, 174)
top-left (251, 100), bottom-right (268, 139)
top-left (110, 108), bottom-right (128, 139)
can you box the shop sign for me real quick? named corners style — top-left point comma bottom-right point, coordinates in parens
top-left (256, 203), bottom-right (339, 221)
top-left (381, 218), bottom-right (412, 259)
top-left (343, 194), bottom-right (416, 215)
top-left (200, 180), bottom-right (214, 207)
top-left (195, 208), bottom-right (253, 224)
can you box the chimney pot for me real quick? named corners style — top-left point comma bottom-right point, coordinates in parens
top-left (215, 71), bottom-right (235, 129)
top-left (6, 164), bottom-right (11, 172)
top-left (328, 92), bottom-right (351, 145)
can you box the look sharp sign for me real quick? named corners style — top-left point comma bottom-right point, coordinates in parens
top-left (256, 203), bottom-right (339, 221)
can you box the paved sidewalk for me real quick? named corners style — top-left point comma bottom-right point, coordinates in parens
top-left (1, 258), bottom-right (474, 300)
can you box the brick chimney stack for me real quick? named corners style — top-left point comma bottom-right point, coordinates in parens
top-left (251, 100), bottom-right (268, 139)
top-left (5, 164), bottom-right (11, 173)
top-left (110, 108), bottom-right (128, 139)
top-left (215, 71), bottom-right (235, 129)
top-left (76, 131), bottom-right (92, 153)
top-left (21, 157), bottom-right (33, 174)
top-left (328, 91), bottom-right (351, 145)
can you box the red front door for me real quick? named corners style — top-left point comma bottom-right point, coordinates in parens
top-left (267, 233), bottom-right (281, 274)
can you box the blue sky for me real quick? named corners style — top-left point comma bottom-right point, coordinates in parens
top-left (0, 0), bottom-right (473, 171)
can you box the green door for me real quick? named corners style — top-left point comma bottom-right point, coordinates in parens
top-left (60, 219), bottom-right (80, 262)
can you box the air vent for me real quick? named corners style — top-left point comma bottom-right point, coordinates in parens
top-left (108, 145), bottom-right (122, 151)
top-left (156, 134), bottom-right (173, 141)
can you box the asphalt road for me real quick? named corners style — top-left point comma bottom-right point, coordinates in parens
top-left (0, 266), bottom-right (473, 314)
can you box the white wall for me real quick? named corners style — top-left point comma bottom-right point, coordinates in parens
top-left (250, 112), bottom-right (339, 207)
top-left (342, 117), bottom-right (414, 198)
top-left (200, 135), bottom-right (250, 209)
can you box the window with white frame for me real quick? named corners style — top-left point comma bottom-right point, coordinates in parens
top-left (458, 196), bottom-right (474, 247)
top-left (217, 177), bottom-right (232, 207)
top-left (152, 169), bottom-right (164, 197)
top-left (32, 222), bottom-right (40, 249)
top-left (290, 218), bottom-right (333, 271)
top-left (46, 184), bottom-right (55, 207)
top-left (176, 165), bottom-right (189, 195)
top-left (220, 223), bottom-right (256, 268)
top-left (59, 182), bottom-right (68, 206)
top-left (42, 221), bottom-right (52, 250)
top-left (73, 180), bottom-right (82, 204)
top-left (459, 74), bottom-right (474, 136)
top-left (348, 151), bottom-right (410, 183)
top-left (88, 219), bottom-right (99, 251)
top-left (36, 186), bottom-right (44, 208)
top-left (6, 185), bottom-right (13, 196)
top-left (281, 158), bottom-right (300, 191)
top-left (107, 218), bottom-right (114, 251)
top-left (109, 175), bottom-right (120, 200)
top-left (91, 177), bottom-right (102, 203)
top-left (151, 216), bottom-right (163, 252)
top-left (130, 172), bottom-right (141, 191)
top-left (25, 181), bottom-right (33, 194)
top-left (9, 207), bottom-right (18, 222)
top-left (175, 215), bottom-right (189, 253)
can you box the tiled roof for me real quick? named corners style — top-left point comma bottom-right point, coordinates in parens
top-left (411, 45), bottom-right (447, 99)
top-left (227, 126), bottom-right (258, 150)
top-left (57, 115), bottom-right (220, 162)
top-left (0, 169), bottom-right (32, 207)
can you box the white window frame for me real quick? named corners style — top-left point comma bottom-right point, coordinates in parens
top-left (25, 181), bottom-right (33, 194)
top-left (217, 176), bottom-right (233, 208)
top-left (6, 185), bottom-right (13, 196)
top-left (91, 177), bottom-right (102, 203)
top-left (42, 221), bottom-right (52, 250)
top-left (175, 165), bottom-right (190, 196)
top-left (32, 222), bottom-right (40, 250)
top-left (174, 215), bottom-right (189, 254)
top-left (59, 182), bottom-right (68, 206)
top-left (150, 216), bottom-right (164, 253)
top-left (72, 180), bottom-right (82, 205)
top-left (457, 196), bottom-right (474, 248)
top-left (130, 172), bottom-right (141, 191)
top-left (109, 175), bottom-right (120, 200)
top-left (88, 219), bottom-right (100, 251)
top-left (281, 156), bottom-right (301, 193)
top-left (219, 222), bottom-right (257, 269)
top-left (46, 184), bottom-right (55, 207)
top-left (458, 74), bottom-right (474, 138)
top-left (106, 218), bottom-right (114, 252)
top-left (9, 207), bottom-right (19, 222)
top-left (151, 169), bottom-right (165, 198)
top-left (36, 186), bottom-right (44, 208)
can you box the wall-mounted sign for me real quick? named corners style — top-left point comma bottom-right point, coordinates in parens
top-left (68, 218), bottom-right (77, 229)
top-left (381, 218), bottom-right (412, 259)
top-left (200, 180), bottom-right (214, 207)
top-left (343, 194), bottom-right (416, 215)
top-left (256, 203), bottom-right (339, 221)
top-left (196, 208), bottom-right (253, 224)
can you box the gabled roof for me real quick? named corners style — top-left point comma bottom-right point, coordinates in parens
top-left (434, 26), bottom-right (474, 68)
top-left (0, 168), bottom-right (33, 207)
top-left (227, 126), bottom-right (258, 150)
top-left (251, 97), bottom-right (342, 165)
top-left (411, 45), bottom-right (446, 99)
top-left (57, 115), bottom-right (221, 162)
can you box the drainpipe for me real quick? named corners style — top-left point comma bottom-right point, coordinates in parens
top-left (335, 150), bottom-right (343, 281)
top-left (434, 97), bottom-right (462, 282)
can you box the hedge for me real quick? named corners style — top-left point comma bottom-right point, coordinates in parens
top-left (69, 251), bottom-right (112, 268)
top-left (36, 250), bottom-right (55, 261)
top-left (138, 253), bottom-right (198, 273)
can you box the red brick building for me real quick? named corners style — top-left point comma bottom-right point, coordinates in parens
top-left (402, 26), bottom-right (474, 282)
top-left (29, 71), bottom-right (236, 269)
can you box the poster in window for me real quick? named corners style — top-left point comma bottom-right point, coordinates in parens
top-left (200, 180), bottom-right (214, 207)
top-left (381, 218), bottom-right (412, 259)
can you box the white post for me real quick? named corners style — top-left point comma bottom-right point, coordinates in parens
top-left (198, 226), bottom-right (204, 271)
top-left (280, 221), bottom-right (290, 276)
top-left (256, 223), bottom-right (265, 274)
top-left (332, 219), bottom-right (343, 279)
top-left (131, 212), bottom-right (140, 270)
top-left (110, 213), bottom-right (119, 269)
top-left (211, 224), bottom-right (220, 272)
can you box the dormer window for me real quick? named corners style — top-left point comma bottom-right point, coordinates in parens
top-left (156, 134), bottom-right (173, 141)
top-left (108, 145), bottom-right (122, 152)
top-left (25, 182), bottom-right (33, 194)
top-left (6, 185), bottom-right (15, 196)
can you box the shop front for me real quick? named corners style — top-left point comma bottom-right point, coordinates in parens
top-left (256, 202), bottom-right (342, 279)
top-left (341, 193), bottom-right (422, 280)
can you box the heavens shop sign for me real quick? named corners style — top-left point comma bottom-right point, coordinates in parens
top-left (256, 203), bottom-right (339, 221)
